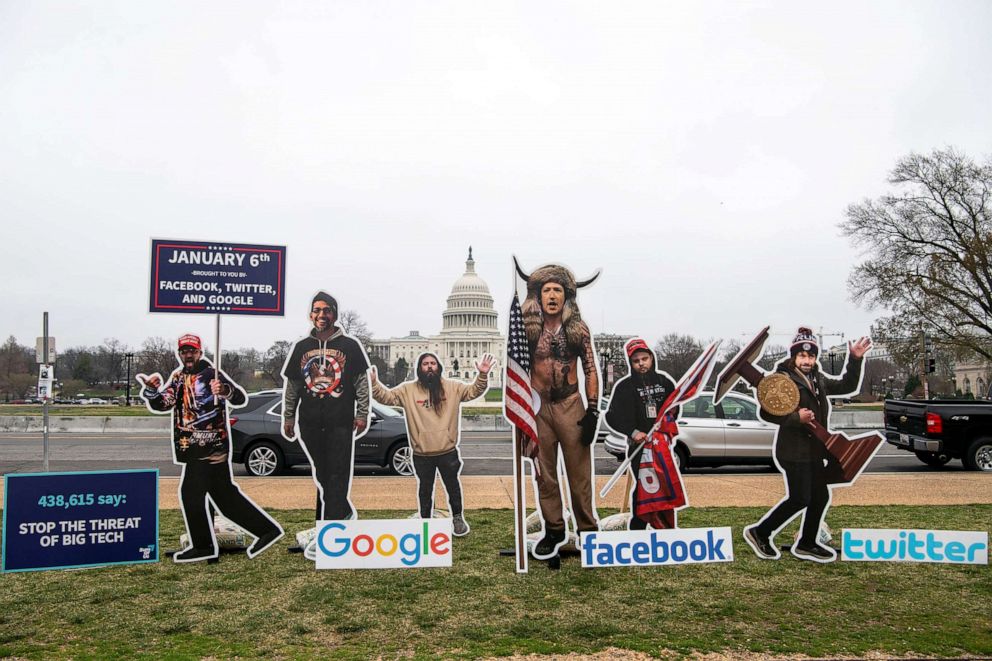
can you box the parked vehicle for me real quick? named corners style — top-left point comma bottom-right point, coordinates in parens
top-left (603, 391), bottom-right (776, 471)
top-left (884, 399), bottom-right (992, 471)
top-left (230, 390), bottom-right (413, 477)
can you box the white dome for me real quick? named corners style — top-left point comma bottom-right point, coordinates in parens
top-left (441, 247), bottom-right (498, 332)
top-left (450, 271), bottom-right (491, 295)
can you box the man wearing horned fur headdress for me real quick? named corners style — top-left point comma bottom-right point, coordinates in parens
top-left (521, 263), bottom-right (601, 558)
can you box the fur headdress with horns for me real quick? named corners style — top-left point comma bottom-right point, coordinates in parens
top-left (515, 259), bottom-right (599, 353)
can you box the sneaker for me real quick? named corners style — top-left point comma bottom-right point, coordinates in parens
top-left (792, 543), bottom-right (837, 562)
top-left (533, 529), bottom-right (566, 558)
top-left (247, 527), bottom-right (284, 559)
top-left (452, 515), bottom-right (470, 537)
top-left (174, 547), bottom-right (217, 563)
top-left (743, 526), bottom-right (779, 560)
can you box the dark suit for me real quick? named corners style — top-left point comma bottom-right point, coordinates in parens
top-left (753, 355), bottom-right (863, 547)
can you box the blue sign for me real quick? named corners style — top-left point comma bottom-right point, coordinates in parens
top-left (149, 239), bottom-right (286, 316)
top-left (2, 470), bottom-right (159, 573)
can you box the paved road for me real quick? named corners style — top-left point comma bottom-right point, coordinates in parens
top-left (0, 430), bottom-right (976, 477)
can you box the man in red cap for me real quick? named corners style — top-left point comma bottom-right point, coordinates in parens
top-left (604, 338), bottom-right (679, 529)
top-left (139, 334), bottom-right (283, 563)
top-left (743, 327), bottom-right (871, 563)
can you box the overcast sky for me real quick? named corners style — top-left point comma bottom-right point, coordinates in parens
top-left (2, 1), bottom-right (990, 355)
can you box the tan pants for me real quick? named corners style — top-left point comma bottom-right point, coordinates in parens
top-left (536, 392), bottom-right (597, 533)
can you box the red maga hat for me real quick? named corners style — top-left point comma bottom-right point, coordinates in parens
top-left (177, 334), bottom-right (202, 351)
top-left (625, 338), bottom-right (651, 359)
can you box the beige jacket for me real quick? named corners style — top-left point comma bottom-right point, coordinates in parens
top-left (372, 373), bottom-right (488, 456)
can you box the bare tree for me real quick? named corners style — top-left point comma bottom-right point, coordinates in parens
top-left (338, 309), bottom-right (372, 345)
top-left (392, 357), bottom-right (410, 385)
top-left (96, 338), bottom-right (129, 387)
top-left (653, 333), bottom-right (703, 380)
top-left (841, 148), bottom-right (992, 362)
top-left (861, 358), bottom-right (898, 401)
top-left (138, 337), bottom-right (175, 378)
top-left (263, 340), bottom-right (292, 386)
top-left (758, 344), bottom-right (787, 372)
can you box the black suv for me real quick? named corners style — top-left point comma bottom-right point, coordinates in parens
top-left (230, 390), bottom-right (413, 477)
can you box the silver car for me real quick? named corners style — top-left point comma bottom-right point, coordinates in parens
top-left (603, 391), bottom-right (776, 471)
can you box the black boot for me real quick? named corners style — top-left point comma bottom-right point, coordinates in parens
top-left (534, 528), bottom-right (566, 558)
top-left (174, 547), bottom-right (217, 563)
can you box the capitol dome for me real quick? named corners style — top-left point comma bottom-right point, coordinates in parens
top-left (441, 247), bottom-right (498, 332)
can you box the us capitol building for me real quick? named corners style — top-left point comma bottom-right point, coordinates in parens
top-left (367, 248), bottom-right (505, 387)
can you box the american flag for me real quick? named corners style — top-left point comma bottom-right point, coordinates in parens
top-left (503, 293), bottom-right (539, 445)
top-left (658, 340), bottom-right (721, 420)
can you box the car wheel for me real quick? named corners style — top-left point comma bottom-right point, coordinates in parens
top-left (245, 441), bottom-right (284, 477)
top-left (914, 450), bottom-right (952, 468)
top-left (674, 444), bottom-right (688, 473)
top-left (963, 437), bottom-right (992, 472)
top-left (388, 442), bottom-right (415, 476)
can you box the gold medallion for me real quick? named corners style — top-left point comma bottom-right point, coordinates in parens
top-left (757, 373), bottom-right (800, 416)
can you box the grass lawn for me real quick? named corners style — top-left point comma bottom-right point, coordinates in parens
top-left (1, 506), bottom-right (989, 659)
top-left (0, 406), bottom-right (507, 419)
top-left (0, 406), bottom-right (155, 417)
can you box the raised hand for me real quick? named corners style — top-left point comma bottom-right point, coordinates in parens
top-left (137, 373), bottom-right (161, 390)
top-left (476, 354), bottom-right (497, 375)
top-left (849, 336), bottom-right (873, 359)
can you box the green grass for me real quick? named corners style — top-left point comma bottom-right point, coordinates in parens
top-left (484, 388), bottom-right (503, 402)
top-left (1, 406), bottom-right (504, 418)
top-left (0, 405), bottom-right (156, 417)
top-left (1, 506), bottom-right (990, 659)
top-left (461, 406), bottom-right (502, 417)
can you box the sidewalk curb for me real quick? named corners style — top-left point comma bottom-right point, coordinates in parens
top-left (136, 473), bottom-right (992, 510)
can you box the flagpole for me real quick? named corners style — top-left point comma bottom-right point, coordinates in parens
top-left (509, 263), bottom-right (529, 573)
top-left (513, 428), bottom-right (528, 573)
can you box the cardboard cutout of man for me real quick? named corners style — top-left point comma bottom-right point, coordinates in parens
top-left (519, 263), bottom-right (601, 559)
top-left (743, 327), bottom-right (871, 563)
top-left (281, 291), bottom-right (371, 523)
top-left (370, 352), bottom-right (496, 536)
top-left (138, 334), bottom-right (283, 563)
top-left (604, 338), bottom-right (680, 529)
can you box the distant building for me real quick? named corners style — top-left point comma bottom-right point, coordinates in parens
top-left (954, 360), bottom-right (991, 398)
top-left (594, 333), bottom-right (634, 388)
top-left (372, 248), bottom-right (505, 386)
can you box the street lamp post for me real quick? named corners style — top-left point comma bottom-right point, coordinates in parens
top-left (600, 346), bottom-right (614, 389)
top-left (124, 352), bottom-right (135, 406)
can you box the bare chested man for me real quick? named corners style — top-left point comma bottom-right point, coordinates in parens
top-left (520, 263), bottom-right (601, 558)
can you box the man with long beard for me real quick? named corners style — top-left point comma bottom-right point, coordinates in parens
top-left (604, 338), bottom-right (679, 529)
top-left (371, 352), bottom-right (495, 536)
top-left (520, 264), bottom-right (601, 558)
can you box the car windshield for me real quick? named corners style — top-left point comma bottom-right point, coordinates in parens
top-left (373, 405), bottom-right (403, 418)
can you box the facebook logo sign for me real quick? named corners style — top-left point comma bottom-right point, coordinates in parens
top-left (580, 528), bottom-right (734, 568)
top-left (842, 529), bottom-right (988, 565)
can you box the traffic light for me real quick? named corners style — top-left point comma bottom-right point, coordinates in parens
top-left (927, 358), bottom-right (936, 374)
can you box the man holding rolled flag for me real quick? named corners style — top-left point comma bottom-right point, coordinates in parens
top-left (601, 339), bottom-right (721, 529)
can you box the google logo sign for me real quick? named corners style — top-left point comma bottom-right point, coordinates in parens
top-left (315, 520), bottom-right (453, 569)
